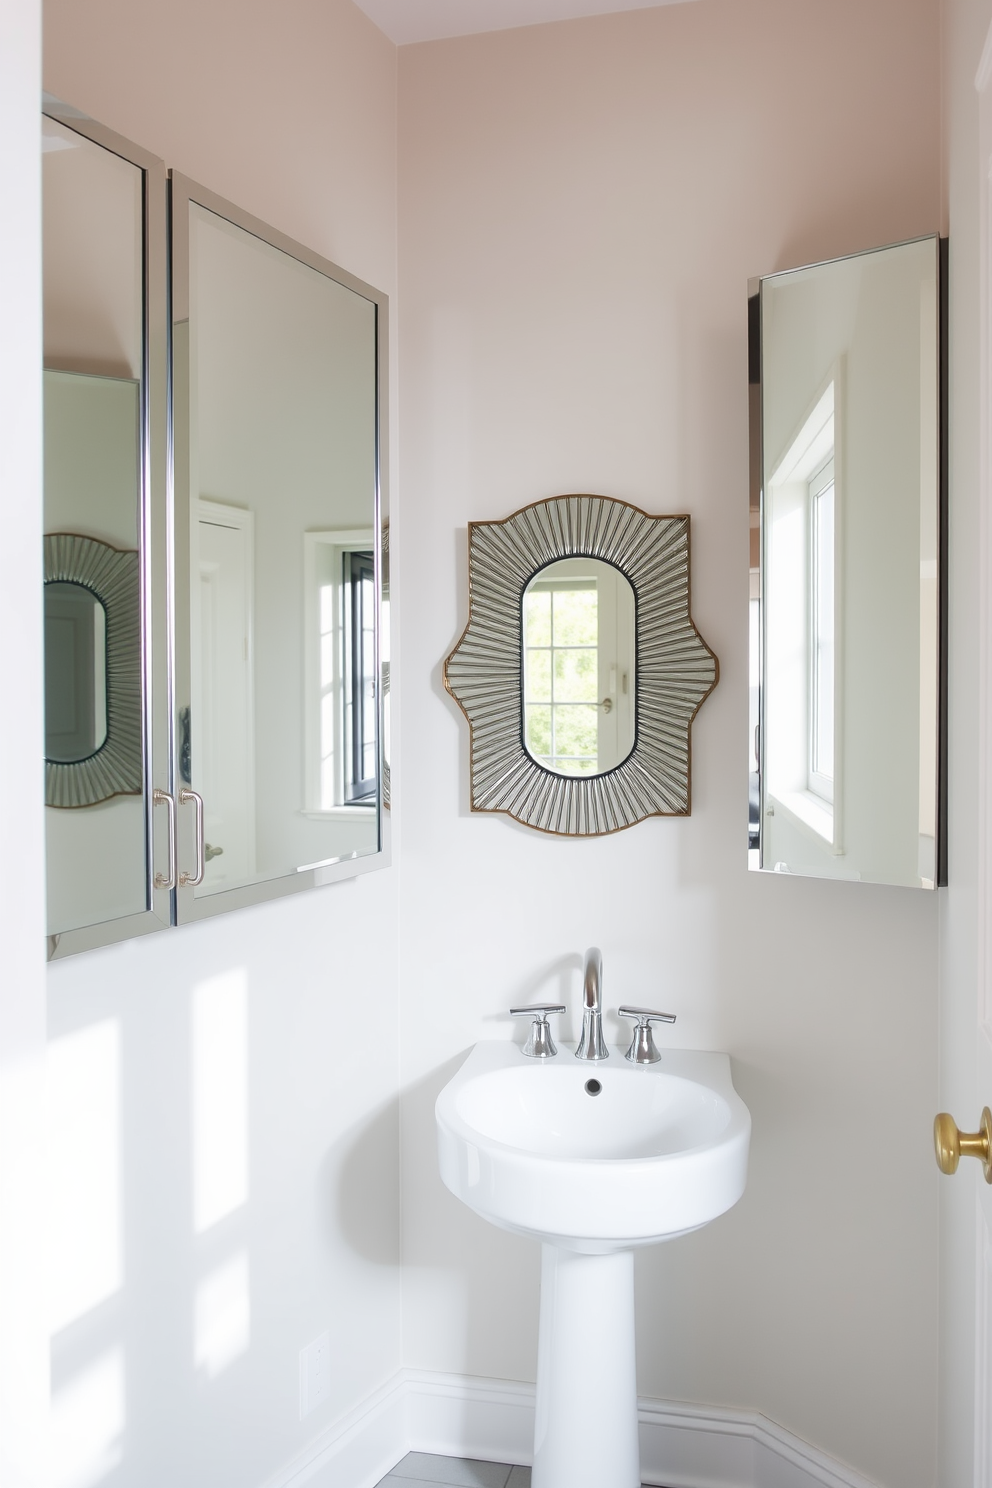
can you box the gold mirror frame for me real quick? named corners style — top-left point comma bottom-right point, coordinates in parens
top-left (444, 494), bottom-right (718, 836)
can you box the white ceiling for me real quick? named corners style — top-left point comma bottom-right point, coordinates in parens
top-left (351, 0), bottom-right (697, 46)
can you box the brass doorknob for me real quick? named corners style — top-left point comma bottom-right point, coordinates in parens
top-left (933, 1108), bottom-right (992, 1182)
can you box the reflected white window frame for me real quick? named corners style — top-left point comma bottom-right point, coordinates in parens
top-left (523, 574), bottom-right (601, 774)
top-left (302, 528), bottom-right (375, 819)
top-left (191, 498), bottom-right (257, 887)
top-left (808, 455), bottom-right (835, 804)
top-left (764, 375), bottom-right (843, 850)
top-left (521, 557), bottom-right (636, 777)
top-left (341, 548), bottom-right (377, 802)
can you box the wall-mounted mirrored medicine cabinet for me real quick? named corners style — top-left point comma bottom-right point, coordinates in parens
top-left (43, 99), bottom-right (390, 959)
top-left (748, 235), bottom-right (946, 889)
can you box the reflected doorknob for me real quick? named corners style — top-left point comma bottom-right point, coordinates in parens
top-left (933, 1108), bottom-right (992, 1182)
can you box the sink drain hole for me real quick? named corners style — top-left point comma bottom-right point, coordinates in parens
top-left (585, 1078), bottom-right (602, 1096)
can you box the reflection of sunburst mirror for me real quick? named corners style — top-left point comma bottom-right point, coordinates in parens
top-left (444, 494), bottom-right (718, 836)
top-left (44, 532), bottom-right (141, 808)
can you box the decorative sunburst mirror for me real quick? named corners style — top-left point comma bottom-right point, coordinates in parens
top-left (444, 494), bottom-right (718, 836)
top-left (44, 532), bottom-right (142, 809)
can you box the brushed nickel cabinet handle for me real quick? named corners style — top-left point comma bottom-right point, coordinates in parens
top-left (178, 788), bottom-right (205, 886)
top-left (153, 788), bottom-right (177, 890)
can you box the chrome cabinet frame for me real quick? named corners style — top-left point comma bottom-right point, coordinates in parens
top-left (168, 173), bottom-right (391, 924)
top-left (43, 98), bottom-right (173, 960)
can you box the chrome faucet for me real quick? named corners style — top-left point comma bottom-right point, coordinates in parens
top-left (575, 946), bottom-right (608, 1061)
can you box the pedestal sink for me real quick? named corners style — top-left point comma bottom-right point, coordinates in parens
top-left (435, 1041), bottom-right (751, 1488)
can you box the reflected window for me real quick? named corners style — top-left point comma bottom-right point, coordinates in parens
top-left (808, 457), bottom-right (835, 803)
top-left (343, 550), bottom-right (377, 802)
top-left (304, 529), bottom-right (377, 815)
top-left (764, 381), bottom-right (836, 844)
top-left (524, 577), bottom-right (600, 775)
top-left (521, 557), bottom-right (636, 778)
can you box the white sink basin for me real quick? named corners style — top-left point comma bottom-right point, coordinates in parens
top-left (436, 1039), bottom-right (751, 1488)
top-left (436, 1040), bottom-right (750, 1254)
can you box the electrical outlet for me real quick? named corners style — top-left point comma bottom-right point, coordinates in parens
top-left (299, 1331), bottom-right (330, 1418)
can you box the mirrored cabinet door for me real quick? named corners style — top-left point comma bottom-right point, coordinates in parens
top-left (170, 176), bottom-right (390, 922)
top-left (749, 236), bottom-right (945, 889)
top-left (43, 102), bottom-right (171, 958)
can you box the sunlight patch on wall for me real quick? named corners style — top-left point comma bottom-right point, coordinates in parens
top-left (49, 1347), bottom-right (124, 1488)
top-left (192, 969), bottom-right (249, 1233)
top-left (47, 1020), bottom-right (121, 1333)
top-left (194, 1251), bottom-right (250, 1378)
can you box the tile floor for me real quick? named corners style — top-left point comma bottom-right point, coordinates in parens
top-left (374, 1455), bottom-right (652, 1488)
top-left (373, 1456), bottom-right (529, 1488)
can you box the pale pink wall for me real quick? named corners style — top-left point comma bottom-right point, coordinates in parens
top-left (397, 3), bottom-right (941, 1485)
top-left (42, 5), bottom-right (401, 1488)
top-left (44, 0), bottom-right (396, 295)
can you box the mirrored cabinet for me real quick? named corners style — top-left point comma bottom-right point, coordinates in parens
top-left (748, 236), bottom-right (945, 889)
top-left (43, 101), bottom-right (390, 958)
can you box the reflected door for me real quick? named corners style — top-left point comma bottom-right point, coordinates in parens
top-left (193, 503), bottom-right (255, 887)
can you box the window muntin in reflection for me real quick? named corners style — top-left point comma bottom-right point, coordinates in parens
top-left (524, 579), bottom-right (600, 775)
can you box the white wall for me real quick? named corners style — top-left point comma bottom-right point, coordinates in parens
top-left (396, 4), bottom-right (941, 1486)
top-left (30, 3), bottom-right (965, 1487)
top-left (43, 2), bottom-right (400, 1485)
top-left (0, 1), bottom-right (50, 1484)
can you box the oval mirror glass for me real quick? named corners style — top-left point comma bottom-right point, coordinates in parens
top-left (522, 557), bottom-right (636, 776)
top-left (44, 580), bottom-right (108, 763)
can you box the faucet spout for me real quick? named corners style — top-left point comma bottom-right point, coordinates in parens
top-left (575, 946), bottom-right (608, 1061)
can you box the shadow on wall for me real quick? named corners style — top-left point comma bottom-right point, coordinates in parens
top-left (399, 1051), bottom-right (542, 1380)
top-left (330, 1098), bottom-right (403, 1267)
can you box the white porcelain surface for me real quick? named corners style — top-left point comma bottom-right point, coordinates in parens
top-left (435, 1040), bottom-right (751, 1254)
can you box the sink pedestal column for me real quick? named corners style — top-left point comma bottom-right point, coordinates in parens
top-left (532, 1244), bottom-right (640, 1488)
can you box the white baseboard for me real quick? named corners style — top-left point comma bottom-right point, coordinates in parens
top-left (268, 1369), bottom-right (880, 1488)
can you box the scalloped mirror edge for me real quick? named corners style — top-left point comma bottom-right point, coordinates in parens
top-left (444, 493), bottom-right (718, 837)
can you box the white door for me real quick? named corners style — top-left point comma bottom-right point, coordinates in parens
top-left (191, 500), bottom-right (255, 888)
top-left (947, 31), bottom-right (992, 1486)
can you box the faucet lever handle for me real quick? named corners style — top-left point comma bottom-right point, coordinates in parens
top-left (510, 1003), bottom-right (566, 1060)
top-left (617, 1005), bottom-right (676, 1065)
